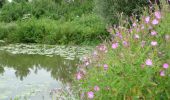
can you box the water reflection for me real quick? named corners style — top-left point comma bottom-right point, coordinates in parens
top-left (0, 51), bottom-right (77, 83)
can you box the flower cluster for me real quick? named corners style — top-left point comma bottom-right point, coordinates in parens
top-left (76, 7), bottom-right (170, 99)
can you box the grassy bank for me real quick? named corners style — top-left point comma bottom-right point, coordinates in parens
top-left (76, 4), bottom-right (170, 99)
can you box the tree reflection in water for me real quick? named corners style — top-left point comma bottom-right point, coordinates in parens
top-left (0, 51), bottom-right (78, 83)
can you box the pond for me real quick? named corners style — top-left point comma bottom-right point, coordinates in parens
top-left (0, 44), bottom-right (92, 100)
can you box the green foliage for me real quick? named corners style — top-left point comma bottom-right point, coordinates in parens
top-left (77, 4), bottom-right (170, 99)
top-left (94, 0), bottom-right (148, 24)
top-left (0, 0), bottom-right (94, 22)
top-left (0, 14), bottom-right (107, 45)
top-left (0, 22), bottom-right (18, 40)
top-left (0, 2), bottom-right (32, 22)
top-left (0, 0), bottom-right (106, 45)
top-left (0, 0), bottom-right (5, 8)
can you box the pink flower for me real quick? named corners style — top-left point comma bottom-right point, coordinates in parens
top-left (87, 91), bottom-right (94, 99)
top-left (129, 29), bottom-right (132, 33)
top-left (145, 59), bottom-right (153, 66)
top-left (76, 72), bottom-right (82, 80)
top-left (133, 23), bottom-right (136, 27)
top-left (151, 41), bottom-right (158, 46)
top-left (152, 19), bottom-right (159, 25)
top-left (104, 64), bottom-right (108, 70)
top-left (116, 32), bottom-right (122, 39)
top-left (160, 70), bottom-right (165, 76)
top-left (112, 43), bottom-right (118, 49)
top-left (155, 11), bottom-right (161, 19)
top-left (151, 31), bottom-right (157, 36)
top-left (93, 51), bottom-right (97, 55)
top-left (85, 61), bottom-right (90, 66)
top-left (99, 45), bottom-right (107, 53)
top-left (163, 63), bottom-right (169, 69)
top-left (145, 16), bottom-right (150, 23)
top-left (122, 41), bottom-right (128, 47)
top-left (134, 34), bottom-right (140, 39)
top-left (94, 86), bottom-right (100, 91)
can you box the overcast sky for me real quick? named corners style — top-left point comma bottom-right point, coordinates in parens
top-left (8, 0), bottom-right (12, 2)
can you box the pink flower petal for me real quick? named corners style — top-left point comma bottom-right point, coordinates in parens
top-left (155, 11), bottom-right (161, 19)
top-left (151, 41), bottom-right (158, 46)
top-left (112, 43), bottom-right (118, 49)
top-left (76, 72), bottom-right (82, 80)
top-left (151, 31), bottom-right (157, 36)
top-left (94, 86), bottom-right (100, 91)
top-left (134, 34), bottom-right (140, 39)
top-left (104, 64), bottom-right (108, 70)
top-left (152, 19), bottom-right (159, 25)
top-left (145, 16), bottom-right (150, 23)
top-left (145, 59), bottom-right (153, 66)
top-left (163, 63), bottom-right (169, 69)
top-left (160, 71), bottom-right (165, 76)
top-left (87, 91), bottom-right (94, 99)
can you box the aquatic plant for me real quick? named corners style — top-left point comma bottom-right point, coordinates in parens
top-left (0, 44), bottom-right (93, 60)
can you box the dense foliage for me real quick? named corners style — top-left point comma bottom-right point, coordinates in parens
top-left (0, 14), bottom-right (107, 45)
top-left (0, 0), bottom-right (151, 45)
top-left (76, 3), bottom-right (170, 99)
top-left (95, 0), bottom-right (148, 24)
top-left (0, 0), bottom-right (94, 22)
top-left (0, 0), bottom-right (107, 45)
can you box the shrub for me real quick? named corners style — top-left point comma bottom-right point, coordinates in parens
top-left (0, 22), bottom-right (18, 41)
top-left (0, 14), bottom-right (107, 45)
top-left (76, 3), bottom-right (170, 99)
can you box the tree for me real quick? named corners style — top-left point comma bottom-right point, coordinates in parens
top-left (94, 0), bottom-right (148, 24)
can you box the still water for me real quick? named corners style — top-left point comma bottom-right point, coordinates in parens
top-left (0, 44), bottom-right (92, 100)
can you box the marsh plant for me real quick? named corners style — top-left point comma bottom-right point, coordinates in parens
top-left (76, 3), bottom-right (170, 100)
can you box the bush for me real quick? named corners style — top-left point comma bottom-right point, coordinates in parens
top-left (0, 14), bottom-right (108, 45)
top-left (76, 4), bottom-right (170, 99)
top-left (0, 22), bottom-right (18, 40)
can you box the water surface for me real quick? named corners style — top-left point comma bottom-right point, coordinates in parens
top-left (0, 44), bottom-right (92, 100)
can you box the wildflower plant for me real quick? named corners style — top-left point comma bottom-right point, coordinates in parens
top-left (76, 2), bottom-right (170, 100)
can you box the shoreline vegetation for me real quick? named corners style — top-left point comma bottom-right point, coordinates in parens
top-left (75, 2), bottom-right (170, 100)
top-left (0, 0), bottom-right (169, 99)
top-left (0, 0), bottom-right (150, 45)
top-left (0, 0), bottom-right (107, 45)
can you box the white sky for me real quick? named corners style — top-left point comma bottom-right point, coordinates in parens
top-left (8, 0), bottom-right (12, 2)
